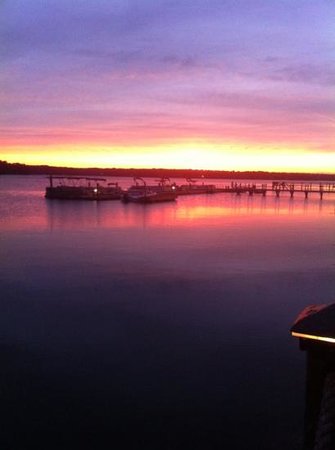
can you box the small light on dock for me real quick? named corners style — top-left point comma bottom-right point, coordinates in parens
top-left (94, 188), bottom-right (98, 193)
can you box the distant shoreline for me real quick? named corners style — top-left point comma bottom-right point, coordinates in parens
top-left (1, 160), bottom-right (335, 181)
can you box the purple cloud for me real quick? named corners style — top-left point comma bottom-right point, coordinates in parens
top-left (1, 0), bottom-right (334, 154)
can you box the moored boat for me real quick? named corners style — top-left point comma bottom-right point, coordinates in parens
top-left (175, 178), bottom-right (216, 195)
top-left (45, 176), bottom-right (123, 200)
top-left (123, 177), bottom-right (177, 203)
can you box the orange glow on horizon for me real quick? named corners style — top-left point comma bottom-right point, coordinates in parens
top-left (2, 140), bottom-right (335, 174)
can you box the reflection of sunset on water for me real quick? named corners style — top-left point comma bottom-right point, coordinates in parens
top-left (1, 174), bottom-right (335, 450)
top-left (1, 189), bottom-right (334, 233)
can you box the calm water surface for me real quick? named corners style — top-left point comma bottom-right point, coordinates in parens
top-left (1, 175), bottom-right (334, 449)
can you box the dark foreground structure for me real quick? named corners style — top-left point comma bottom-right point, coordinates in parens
top-left (291, 304), bottom-right (335, 450)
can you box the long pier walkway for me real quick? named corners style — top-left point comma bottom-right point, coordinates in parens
top-left (215, 181), bottom-right (335, 199)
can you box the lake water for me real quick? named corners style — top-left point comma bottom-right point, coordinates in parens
top-left (1, 175), bottom-right (334, 449)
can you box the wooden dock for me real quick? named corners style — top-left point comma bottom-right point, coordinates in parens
top-left (215, 181), bottom-right (335, 199)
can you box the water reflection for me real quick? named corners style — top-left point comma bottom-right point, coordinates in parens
top-left (0, 187), bottom-right (334, 233)
top-left (1, 176), bottom-right (334, 277)
top-left (43, 195), bottom-right (335, 233)
top-left (1, 176), bottom-right (334, 450)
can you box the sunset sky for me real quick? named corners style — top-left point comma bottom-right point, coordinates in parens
top-left (1, 0), bottom-right (334, 173)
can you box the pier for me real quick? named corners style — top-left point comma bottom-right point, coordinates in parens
top-left (215, 182), bottom-right (335, 199)
top-left (45, 177), bottom-right (335, 202)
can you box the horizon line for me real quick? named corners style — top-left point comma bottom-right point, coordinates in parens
top-left (1, 160), bottom-right (335, 177)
